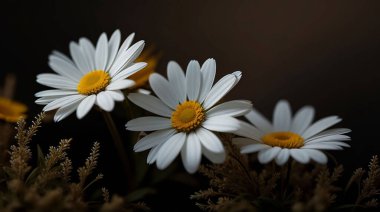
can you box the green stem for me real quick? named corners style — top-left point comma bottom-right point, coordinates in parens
top-left (101, 111), bottom-right (133, 191)
top-left (124, 97), bottom-right (136, 119)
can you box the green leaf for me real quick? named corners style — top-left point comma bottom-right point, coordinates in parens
top-left (133, 150), bottom-right (149, 185)
top-left (82, 175), bottom-right (103, 192)
top-left (36, 144), bottom-right (45, 167)
top-left (25, 167), bottom-right (41, 185)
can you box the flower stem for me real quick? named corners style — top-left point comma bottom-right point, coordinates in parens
top-left (101, 111), bottom-right (133, 191)
top-left (281, 160), bottom-right (292, 200)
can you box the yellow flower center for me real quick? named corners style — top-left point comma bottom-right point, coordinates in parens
top-left (77, 70), bottom-right (111, 95)
top-left (171, 101), bottom-right (205, 132)
top-left (261, 131), bottom-right (304, 148)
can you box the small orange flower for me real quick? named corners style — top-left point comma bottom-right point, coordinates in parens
top-left (0, 97), bottom-right (27, 123)
top-left (129, 46), bottom-right (160, 89)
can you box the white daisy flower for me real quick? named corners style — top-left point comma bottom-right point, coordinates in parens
top-left (126, 59), bottom-right (252, 173)
top-left (234, 100), bottom-right (351, 165)
top-left (35, 30), bottom-right (146, 122)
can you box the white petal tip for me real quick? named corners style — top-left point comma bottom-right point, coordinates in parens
top-left (133, 146), bottom-right (143, 152)
top-left (232, 71), bottom-right (242, 77)
top-left (240, 149), bottom-right (249, 154)
top-left (76, 113), bottom-right (84, 120)
top-left (185, 168), bottom-right (197, 174)
top-left (136, 40), bottom-right (145, 45)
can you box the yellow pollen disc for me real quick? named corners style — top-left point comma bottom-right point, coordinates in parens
top-left (77, 70), bottom-right (111, 95)
top-left (261, 131), bottom-right (304, 149)
top-left (171, 101), bottom-right (205, 132)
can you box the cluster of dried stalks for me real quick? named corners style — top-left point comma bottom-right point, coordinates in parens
top-left (191, 137), bottom-right (380, 211)
top-left (0, 113), bottom-right (149, 212)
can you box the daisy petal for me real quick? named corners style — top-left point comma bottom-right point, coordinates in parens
top-left (95, 33), bottom-right (108, 71)
top-left (241, 143), bottom-right (271, 154)
top-left (202, 146), bottom-right (226, 164)
top-left (245, 108), bottom-right (273, 133)
top-left (96, 91), bottom-right (114, 112)
top-left (112, 62), bottom-right (147, 82)
top-left (275, 149), bottom-right (290, 165)
top-left (35, 96), bottom-right (61, 105)
top-left (37, 73), bottom-right (77, 90)
top-left (273, 100), bottom-right (292, 131)
top-left (305, 134), bottom-right (351, 144)
top-left (302, 116), bottom-right (341, 139)
top-left (147, 143), bottom-right (163, 164)
top-left (233, 120), bottom-right (263, 141)
top-left (126, 116), bottom-right (171, 131)
top-left (302, 143), bottom-right (343, 150)
top-left (167, 61), bottom-right (186, 103)
top-left (137, 88), bottom-right (151, 95)
top-left (202, 116), bottom-right (240, 132)
top-left (52, 50), bottom-right (73, 64)
top-left (290, 106), bottom-right (315, 134)
top-left (106, 29), bottom-right (121, 70)
top-left (48, 55), bottom-right (82, 81)
top-left (78, 37), bottom-right (96, 70)
top-left (37, 73), bottom-right (74, 82)
top-left (258, 147), bottom-right (281, 164)
top-left (319, 141), bottom-right (350, 147)
top-left (76, 95), bottom-right (96, 119)
top-left (181, 132), bottom-right (202, 173)
top-left (302, 149), bottom-right (328, 164)
top-left (54, 100), bottom-right (82, 122)
top-left (156, 133), bottom-right (186, 169)
top-left (231, 71), bottom-right (242, 86)
top-left (109, 40), bottom-right (145, 76)
top-left (206, 100), bottom-right (252, 118)
top-left (186, 60), bottom-right (201, 101)
top-left (128, 93), bottom-right (172, 117)
top-left (149, 73), bottom-right (178, 109)
top-left (116, 33), bottom-right (135, 58)
top-left (203, 71), bottom-right (242, 110)
top-left (195, 127), bottom-right (224, 153)
top-left (35, 90), bottom-right (77, 97)
top-left (43, 95), bottom-right (84, 111)
top-left (198, 58), bottom-right (216, 103)
top-left (106, 79), bottom-right (135, 90)
top-left (308, 128), bottom-right (351, 140)
top-left (69, 41), bottom-right (90, 74)
top-left (134, 129), bottom-right (176, 152)
top-left (107, 90), bottom-right (125, 101)
top-left (290, 149), bottom-right (310, 164)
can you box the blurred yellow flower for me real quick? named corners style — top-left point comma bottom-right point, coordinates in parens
top-left (129, 46), bottom-right (160, 89)
top-left (0, 97), bottom-right (27, 123)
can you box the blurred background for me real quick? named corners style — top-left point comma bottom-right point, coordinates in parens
top-left (1, 0), bottom-right (380, 211)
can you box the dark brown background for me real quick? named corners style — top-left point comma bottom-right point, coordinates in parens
top-left (1, 0), bottom-right (380, 210)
